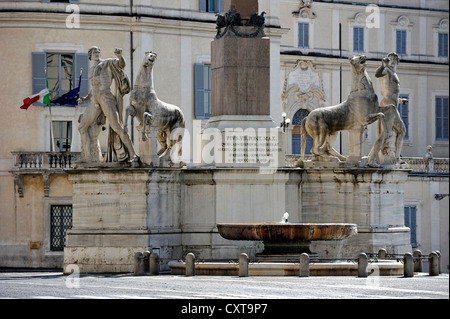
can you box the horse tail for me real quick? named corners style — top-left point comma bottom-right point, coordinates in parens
top-left (300, 117), bottom-right (308, 161)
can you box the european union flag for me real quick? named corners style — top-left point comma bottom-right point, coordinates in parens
top-left (51, 87), bottom-right (80, 106)
top-left (51, 69), bottom-right (83, 106)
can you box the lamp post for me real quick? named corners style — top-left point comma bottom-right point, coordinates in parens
top-left (280, 112), bottom-right (290, 133)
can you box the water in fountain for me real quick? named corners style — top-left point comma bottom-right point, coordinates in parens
top-left (281, 212), bottom-right (289, 223)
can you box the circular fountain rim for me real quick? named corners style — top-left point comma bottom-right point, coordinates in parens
top-left (216, 222), bottom-right (358, 242)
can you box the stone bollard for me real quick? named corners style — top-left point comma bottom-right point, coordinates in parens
top-left (358, 253), bottom-right (368, 277)
top-left (435, 251), bottom-right (441, 274)
top-left (378, 248), bottom-right (387, 259)
top-left (239, 253), bottom-right (249, 277)
top-left (149, 252), bottom-right (160, 275)
top-left (299, 253), bottom-right (310, 277)
top-left (429, 252), bottom-right (439, 276)
top-left (403, 253), bottom-right (414, 277)
top-left (413, 250), bottom-right (422, 272)
top-left (185, 253), bottom-right (196, 276)
top-left (143, 251), bottom-right (151, 273)
top-left (134, 252), bottom-right (145, 275)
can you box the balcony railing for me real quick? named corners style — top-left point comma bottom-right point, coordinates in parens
top-left (10, 151), bottom-right (449, 175)
top-left (284, 154), bottom-right (449, 175)
top-left (11, 151), bottom-right (80, 171)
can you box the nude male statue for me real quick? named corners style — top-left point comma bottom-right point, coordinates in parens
top-left (78, 46), bottom-right (139, 164)
top-left (375, 52), bottom-right (406, 164)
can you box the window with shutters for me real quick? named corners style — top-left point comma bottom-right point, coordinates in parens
top-left (435, 96), bottom-right (449, 141)
top-left (398, 94), bottom-right (409, 140)
top-left (32, 51), bottom-right (89, 106)
top-left (194, 63), bottom-right (212, 119)
top-left (199, 0), bottom-right (223, 13)
top-left (438, 33), bottom-right (448, 58)
top-left (391, 16), bottom-right (413, 57)
top-left (298, 23), bottom-right (309, 49)
top-left (404, 206), bottom-right (417, 247)
top-left (353, 27), bottom-right (364, 52)
top-left (396, 30), bottom-right (407, 55)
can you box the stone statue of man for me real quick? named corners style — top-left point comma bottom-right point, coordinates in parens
top-left (375, 52), bottom-right (406, 165)
top-left (78, 46), bottom-right (139, 164)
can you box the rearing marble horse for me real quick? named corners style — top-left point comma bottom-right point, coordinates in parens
top-left (125, 51), bottom-right (185, 158)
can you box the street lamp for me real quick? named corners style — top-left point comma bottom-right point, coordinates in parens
top-left (280, 112), bottom-right (290, 133)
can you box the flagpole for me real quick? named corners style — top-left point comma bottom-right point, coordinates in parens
top-left (46, 66), bottom-right (55, 153)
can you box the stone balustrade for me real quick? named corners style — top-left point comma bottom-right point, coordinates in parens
top-left (284, 154), bottom-right (449, 174)
top-left (11, 151), bottom-right (80, 170)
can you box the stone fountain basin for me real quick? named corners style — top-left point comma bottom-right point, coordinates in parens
top-left (217, 223), bottom-right (357, 242)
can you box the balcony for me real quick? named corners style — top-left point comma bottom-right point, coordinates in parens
top-left (10, 151), bottom-right (80, 198)
top-left (11, 151), bottom-right (80, 172)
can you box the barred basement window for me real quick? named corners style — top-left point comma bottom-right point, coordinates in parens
top-left (50, 205), bottom-right (73, 251)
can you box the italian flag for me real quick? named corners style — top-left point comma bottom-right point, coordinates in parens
top-left (20, 88), bottom-right (50, 110)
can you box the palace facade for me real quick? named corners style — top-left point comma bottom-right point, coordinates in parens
top-left (0, 0), bottom-right (448, 272)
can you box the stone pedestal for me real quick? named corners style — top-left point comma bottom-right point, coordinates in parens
top-left (301, 168), bottom-right (412, 258)
top-left (202, 34), bottom-right (284, 168)
top-left (211, 36), bottom-right (270, 116)
top-left (64, 166), bottom-right (411, 273)
top-left (63, 168), bottom-right (183, 273)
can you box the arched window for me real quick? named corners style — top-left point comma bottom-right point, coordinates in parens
top-left (291, 109), bottom-right (313, 155)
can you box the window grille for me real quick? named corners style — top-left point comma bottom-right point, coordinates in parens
top-left (50, 205), bottom-right (73, 251)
